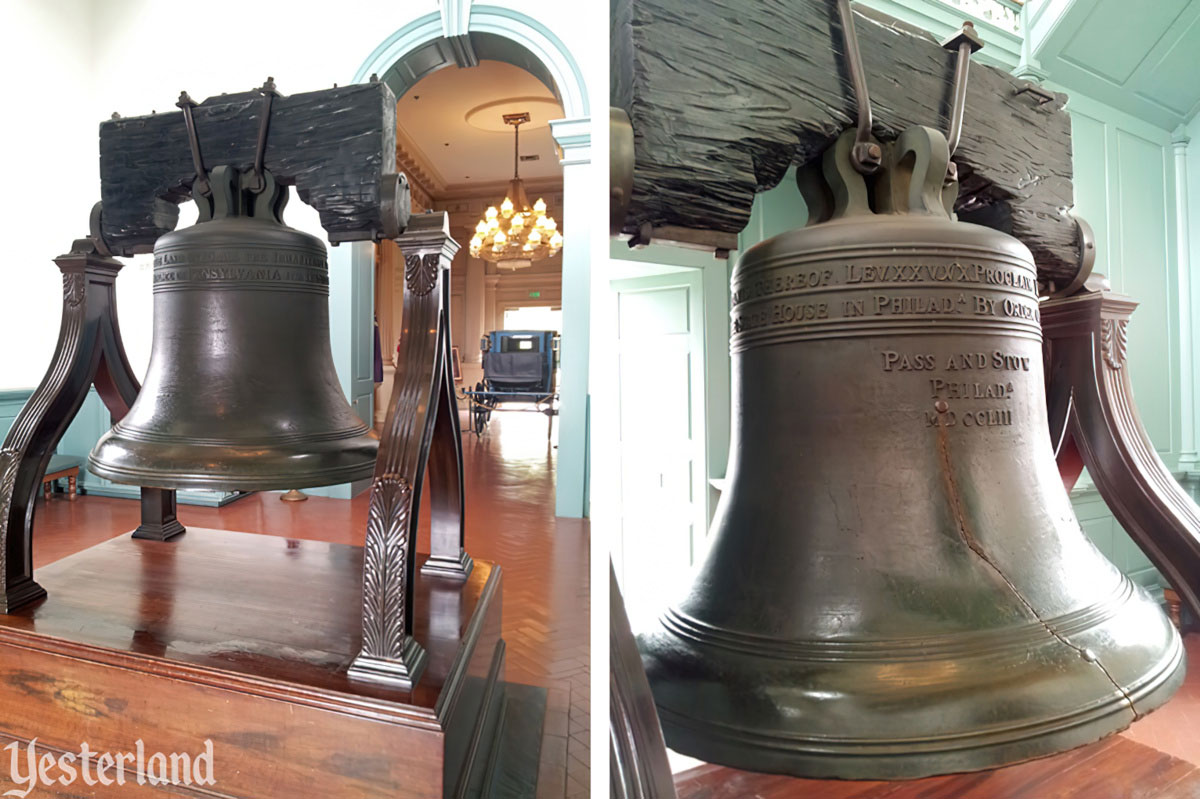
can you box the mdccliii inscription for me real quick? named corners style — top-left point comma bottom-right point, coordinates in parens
top-left (879, 349), bottom-right (1030, 430)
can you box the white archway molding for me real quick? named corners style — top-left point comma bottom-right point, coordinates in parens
top-left (348, 4), bottom-right (593, 518)
top-left (352, 6), bottom-right (589, 121)
top-left (353, 11), bottom-right (442, 85)
top-left (467, 7), bottom-right (589, 120)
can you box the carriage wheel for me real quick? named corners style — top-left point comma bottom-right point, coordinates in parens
top-left (469, 383), bottom-right (487, 436)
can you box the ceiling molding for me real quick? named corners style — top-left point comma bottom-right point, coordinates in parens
top-left (858, 0), bottom-right (1022, 69)
top-left (395, 60), bottom-right (564, 193)
top-left (1032, 0), bottom-right (1200, 130)
top-left (395, 124), bottom-right (449, 193)
top-left (492, 270), bottom-right (562, 286)
top-left (434, 176), bottom-right (563, 203)
top-left (395, 146), bottom-right (443, 210)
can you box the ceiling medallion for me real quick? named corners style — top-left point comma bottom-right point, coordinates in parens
top-left (469, 112), bottom-right (562, 270)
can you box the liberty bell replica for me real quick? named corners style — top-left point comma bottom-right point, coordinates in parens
top-left (638, 8), bottom-right (1184, 780)
top-left (88, 88), bottom-right (378, 491)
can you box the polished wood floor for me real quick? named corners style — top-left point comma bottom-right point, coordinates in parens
top-left (33, 410), bottom-right (589, 798)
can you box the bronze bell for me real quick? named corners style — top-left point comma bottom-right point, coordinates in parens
top-left (88, 165), bottom-right (378, 491)
top-left (638, 127), bottom-right (1185, 779)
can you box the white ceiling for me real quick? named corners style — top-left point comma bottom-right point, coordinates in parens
top-left (1030, 0), bottom-right (1200, 130)
top-left (396, 60), bottom-right (565, 193)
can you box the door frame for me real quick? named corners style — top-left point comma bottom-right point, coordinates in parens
top-left (610, 268), bottom-right (710, 584)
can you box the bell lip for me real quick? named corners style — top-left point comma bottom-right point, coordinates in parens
top-left (87, 432), bottom-right (380, 492)
top-left (639, 582), bottom-right (1186, 780)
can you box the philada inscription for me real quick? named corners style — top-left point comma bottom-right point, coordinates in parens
top-left (730, 256), bottom-right (1040, 339)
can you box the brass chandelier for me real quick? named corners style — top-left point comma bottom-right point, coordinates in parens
top-left (469, 112), bottom-right (562, 270)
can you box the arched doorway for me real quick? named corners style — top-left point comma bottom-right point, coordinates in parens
top-left (342, 6), bottom-right (591, 518)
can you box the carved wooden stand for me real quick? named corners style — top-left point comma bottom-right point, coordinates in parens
top-left (422, 227), bottom-right (473, 581)
top-left (0, 219), bottom-right (520, 797)
top-left (350, 212), bottom-right (473, 690)
top-left (1043, 278), bottom-right (1200, 621)
top-left (610, 563), bottom-right (677, 799)
top-left (0, 239), bottom-right (183, 613)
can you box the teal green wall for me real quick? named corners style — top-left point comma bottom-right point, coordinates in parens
top-left (1064, 90), bottom-right (1182, 470)
top-left (739, 165), bottom-right (808, 250)
top-left (0, 391), bottom-right (30, 444)
top-left (1188, 112), bottom-right (1200, 474)
top-left (1058, 89), bottom-right (1191, 593)
top-left (312, 242), bottom-right (376, 500)
top-left (859, 0), bottom-right (1022, 69)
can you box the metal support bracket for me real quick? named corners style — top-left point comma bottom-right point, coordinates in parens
top-left (940, 21), bottom-right (984, 182)
top-left (835, 0), bottom-right (882, 174)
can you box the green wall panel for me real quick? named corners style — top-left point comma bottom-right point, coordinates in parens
top-left (303, 241), bottom-right (373, 500)
top-left (1052, 91), bottom-right (1181, 592)
top-left (739, 166), bottom-right (808, 251)
top-left (1069, 112), bottom-right (1111, 277)
top-left (1115, 129), bottom-right (1174, 452)
top-left (1060, 90), bottom-right (1182, 472)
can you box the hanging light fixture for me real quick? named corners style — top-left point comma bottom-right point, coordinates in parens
top-left (469, 112), bottom-right (562, 270)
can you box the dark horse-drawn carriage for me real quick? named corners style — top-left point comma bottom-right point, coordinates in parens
top-left (462, 330), bottom-right (559, 437)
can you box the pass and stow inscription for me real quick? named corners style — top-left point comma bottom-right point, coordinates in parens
top-left (880, 349), bottom-right (1032, 430)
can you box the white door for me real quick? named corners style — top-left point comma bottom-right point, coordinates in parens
top-left (610, 271), bottom-right (707, 631)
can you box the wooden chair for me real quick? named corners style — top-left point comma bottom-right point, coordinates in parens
top-left (41, 454), bottom-right (81, 502)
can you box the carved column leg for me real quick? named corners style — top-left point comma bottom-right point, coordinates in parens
top-left (350, 213), bottom-right (460, 689)
top-left (611, 562), bottom-right (678, 799)
top-left (0, 245), bottom-right (116, 612)
top-left (1043, 284), bottom-right (1200, 621)
top-left (349, 474), bottom-right (427, 688)
top-left (132, 488), bottom-right (186, 541)
top-left (421, 270), bottom-right (472, 580)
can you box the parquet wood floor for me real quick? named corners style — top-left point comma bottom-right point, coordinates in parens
top-left (32, 410), bottom-right (589, 797)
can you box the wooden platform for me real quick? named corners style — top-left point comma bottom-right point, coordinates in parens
top-left (0, 528), bottom-right (507, 797)
top-left (674, 736), bottom-right (1200, 798)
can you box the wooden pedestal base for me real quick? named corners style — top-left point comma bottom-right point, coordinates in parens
top-left (0, 529), bottom-right (529, 798)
